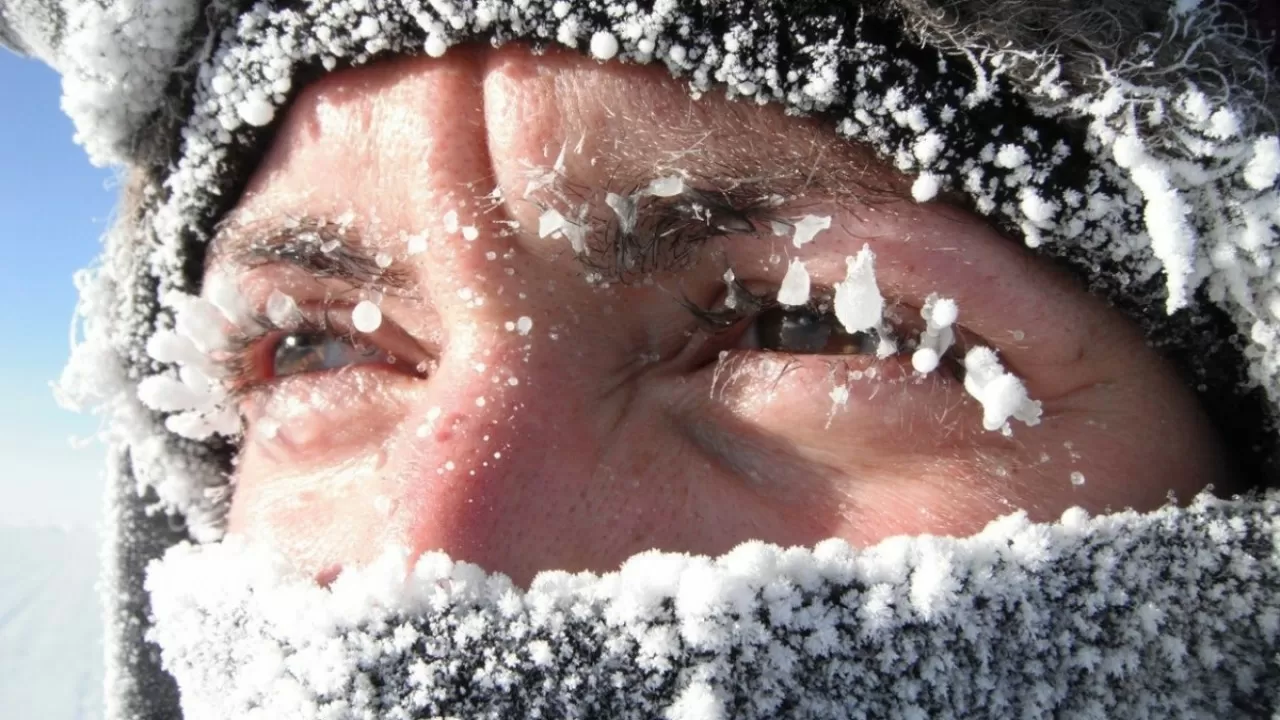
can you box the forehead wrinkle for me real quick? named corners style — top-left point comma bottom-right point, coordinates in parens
top-left (590, 101), bottom-right (912, 220)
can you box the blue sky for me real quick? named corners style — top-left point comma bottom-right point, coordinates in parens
top-left (0, 51), bottom-right (117, 527)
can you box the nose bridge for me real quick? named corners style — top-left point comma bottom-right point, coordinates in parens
top-left (383, 296), bottom-right (622, 583)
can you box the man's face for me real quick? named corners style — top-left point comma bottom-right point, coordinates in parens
top-left (205, 46), bottom-right (1226, 586)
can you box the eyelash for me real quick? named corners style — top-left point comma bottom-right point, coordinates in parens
top-left (685, 280), bottom-right (963, 377)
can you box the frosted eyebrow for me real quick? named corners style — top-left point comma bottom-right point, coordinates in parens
top-left (209, 216), bottom-right (416, 292)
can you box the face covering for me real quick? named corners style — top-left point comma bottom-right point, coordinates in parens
top-left (2, 1), bottom-right (1279, 718)
top-left (149, 495), bottom-right (1280, 719)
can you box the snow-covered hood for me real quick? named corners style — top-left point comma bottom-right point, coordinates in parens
top-left (3, 0), bottom-right (1280, 717)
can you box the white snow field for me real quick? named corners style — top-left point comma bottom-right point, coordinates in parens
top-left (0, 526), bottom-right (103, 719)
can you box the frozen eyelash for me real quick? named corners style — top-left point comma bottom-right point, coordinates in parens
top-left (214, 302), bottom-right (354, 400)
top-left (531, 176), bottom-right (787, 284)
top-left (683, 281), bottom-right (967, 375)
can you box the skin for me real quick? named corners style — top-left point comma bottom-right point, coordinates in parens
top-left (211, 45), bottom-right (1228, 587)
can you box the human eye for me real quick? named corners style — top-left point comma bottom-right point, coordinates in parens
top-left (220, 300), bottom-right (428, 392)
top-left (212, 293), bottom-right (432, 451)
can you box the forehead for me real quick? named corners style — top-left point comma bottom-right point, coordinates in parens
top-left (219, 46), bottom-right (907, 232)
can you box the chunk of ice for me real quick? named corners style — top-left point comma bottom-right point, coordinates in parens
top-left (776, 259), bottom-right (811, 306)
top-left (406, 232), bottom-right (428, 255)
top-left (911, 173), bottom-right (941, 202)
top-left (539, 209), bottom-right (566, 238)
top-left (833, 245), bottom-right (883, 334)
top-left (236, 93), bottom-right (275, 127)
top-left (352, 301), bottom-right (383, 333)
top-left (590, 31), bottom-right (619, 61)
top-left (425, 33), bottom-right (447, 58)
top-left (265, 290), bottom-right (299, 325)
top-left (962, 346), bottom-right (1042, 432)
top-left (647, 176), bottom-right (685, 197)
top-left (791, 215), bottom-right (831, 248)
top-left (911, 347), bottom-right (940, 374)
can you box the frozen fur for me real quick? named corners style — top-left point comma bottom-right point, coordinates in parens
top-left (148, 492), bottom-right (1280, 719)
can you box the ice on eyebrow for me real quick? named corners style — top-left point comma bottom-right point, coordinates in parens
top-left (266, 289), bottom-right (300, 325)
top-left (791, 214), bottom-right (832, 248)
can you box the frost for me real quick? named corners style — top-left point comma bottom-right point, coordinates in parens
top-left (927, 296), bottom-right (958, 328)
top-left (605, 192), bottom-right (638, 234)
top-left (647, 176), bottom-right (685, 197)
top-left (32, 1), bottom-right (1280, 711)
top-left (995, 144), bottom-right (1029, 169)
top-left (911, 173), bottom-right (941, 202)
top-left (352, 300), bottom-right (382, 333)
top-left (912, 293), bottom-right (957, 375)
top-left (539, 208), bottom-right (566, 238)
top-left (265, 290), bottom-right (300, 325)
top-left (776, 259), bottom-right (811, 306)
top-left (911, 348), bottom-right (939, 374)
top-left (791, 215), bottom-right (831, 248)
top-left (145, 492), bottom-right (1280, 720)
top-left (204, 273), bottom-right (254, 328)
top-left (590, 31), bottom-right (619, 61)
top-left (424, 33), bottom-right (448, 58)
top-left (962, 347), bottom-right (1042, 432)
top-left (236, 92), bottom-right (275, 127)
top-left (171, 294), bottom-right (230, 353)
top-left (407, 232), bottom-right (429, 255)
top-left (912, 132), bottom-right (944, 164)
top-left (665, 682), bottom-right (723, 720)
top-left (1244, 137), bottom-right (1280, 190)
top-left (833, 245), bottom-right (883, 334)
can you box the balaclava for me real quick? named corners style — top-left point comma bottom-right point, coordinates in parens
top-left (2, 0), bottom-right (1280, 718)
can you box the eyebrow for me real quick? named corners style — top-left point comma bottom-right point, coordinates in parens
top-left (209, 217), bottom-right (416, 292)
top-left (206, 133), bottom-right (927, 291)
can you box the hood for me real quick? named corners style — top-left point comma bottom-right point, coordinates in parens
top-left (2, 0), bottom-right (1279, 718)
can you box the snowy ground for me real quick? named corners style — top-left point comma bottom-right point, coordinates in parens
top-left (0, 526), bottom-right (103, 719)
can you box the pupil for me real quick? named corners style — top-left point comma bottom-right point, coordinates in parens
top-left (757, 306), bottom-right (881, 355)
top-left (273, 333), bottom-right (330, 377)
top-left (271, 332), bottom-right (386, 378)
top-left (758, 307), bottom-right (832, 353)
